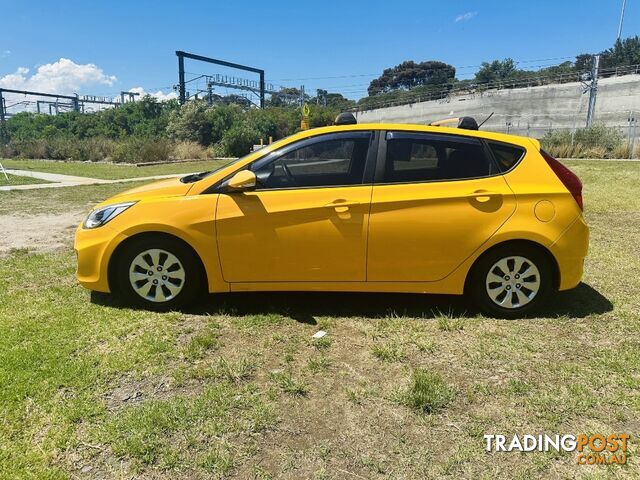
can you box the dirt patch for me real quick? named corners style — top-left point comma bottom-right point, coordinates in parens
top-left (0, 210), bottom-right (85, 255)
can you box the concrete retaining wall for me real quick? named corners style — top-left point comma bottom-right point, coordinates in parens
top-left (354, 75), bottom-right (640, 139)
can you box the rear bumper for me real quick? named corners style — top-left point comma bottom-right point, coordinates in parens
top-left (550, 214), bottom-right (589, 291)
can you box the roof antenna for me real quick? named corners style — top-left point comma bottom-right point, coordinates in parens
top-left (477, 112), bottom-right (494, 129)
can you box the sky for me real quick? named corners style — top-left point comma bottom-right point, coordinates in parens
top-left (0, 0), bottom-right (638, 104)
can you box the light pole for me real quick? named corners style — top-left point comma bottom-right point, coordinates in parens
top-left (617, 0), bottom-right (627, 41)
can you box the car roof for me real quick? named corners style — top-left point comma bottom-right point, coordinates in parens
top-left (293, 122), bottom-right (540, 150)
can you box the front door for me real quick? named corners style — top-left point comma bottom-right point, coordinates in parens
top-left (216, 131), bottom-right (375, 283)
top-left (367, 131), bottom-right (516, 282)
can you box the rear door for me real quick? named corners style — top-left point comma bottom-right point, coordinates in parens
top-left (367, 131), bottom-right (516, 282)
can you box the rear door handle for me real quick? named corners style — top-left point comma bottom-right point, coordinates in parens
top-left (324, 200), bottom-right (360, 213)
top-left (467, 190), bottom-right (501, 202)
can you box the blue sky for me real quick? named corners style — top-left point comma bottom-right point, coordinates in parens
top-left (1, 0), bottom-right (638, 101)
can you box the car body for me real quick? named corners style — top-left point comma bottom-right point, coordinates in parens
top-left (74, 122), bottom-right (589, 317)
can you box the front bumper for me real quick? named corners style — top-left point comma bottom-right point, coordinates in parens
top-left (74, 223), bottom-right (125, 293)
top-left (549, 214), bottom-right (589, 291)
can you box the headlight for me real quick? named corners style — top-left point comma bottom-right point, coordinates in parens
top-left (83, 201), bottom-right (136, 229)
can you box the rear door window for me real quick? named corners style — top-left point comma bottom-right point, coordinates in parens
top-left (382, 132), bottom-right (497, 183)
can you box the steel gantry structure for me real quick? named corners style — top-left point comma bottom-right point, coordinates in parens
top-left (176, 50), bottom-right (267, 108)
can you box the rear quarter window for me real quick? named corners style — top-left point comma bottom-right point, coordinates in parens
top-left (488, 142), bottom-right (525, 172)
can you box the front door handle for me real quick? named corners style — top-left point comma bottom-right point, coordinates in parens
top-left (324, 200), bottom-right (360, 213)
top-left (467, 190), bottom-right (501, 202)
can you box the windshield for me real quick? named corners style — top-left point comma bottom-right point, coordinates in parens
top-left (180, 137), bottom-right (290, 184)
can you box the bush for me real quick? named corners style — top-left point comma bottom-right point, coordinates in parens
top-left (172, 141), bottom-right (210, 160)
top-left (541, 124), bottom-right (625, 158)
top-left (9, 139), bottom-right (49, 159)
top-left (75, 138), bottom-right (116, 162)
top-left (401, 369), bottom-right (455, 414)
top-left (2, 101), bottom-right (343, 160)
top-left (221, 123), bottom-right (260, 157)
top-left (612, 143), bottom-right (632, 159)
top-left (112, 137), bottom-right (172, 163)
top-left (5, 137), bottom-right (116, 161)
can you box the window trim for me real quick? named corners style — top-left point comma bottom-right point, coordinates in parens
top-left (211, 131), bottom-right (379, 193)
top-left (374, 130), bottom-right (506, 186)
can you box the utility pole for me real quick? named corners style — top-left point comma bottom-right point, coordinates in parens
top-left (617, 0), bottom-right (627, 41)
top-left (629, 112), bottom-right (637, 159)
top-left (178, 53), bottom-right (186, 104)
top-left (259, 71), bottom-right (265, 109)
top-left (586, 55), bottom-right (600, 127)
top-left (0, 90), bottom-right (5, 123)
top-left (207, 81), bottom-right (213, 105)
top-left (0, 91), bottom-right (6, 144)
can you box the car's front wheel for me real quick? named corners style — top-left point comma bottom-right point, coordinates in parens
top-left (114, 236), bottom-right (204, 310)
top-left (468, 245), bottom-right (554, 318)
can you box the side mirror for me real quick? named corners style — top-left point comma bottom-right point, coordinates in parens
top-left (226, 170), bottom-right (257, 191)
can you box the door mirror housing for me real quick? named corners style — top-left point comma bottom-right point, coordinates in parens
top-left (226, 170), bottom-right (257, 191)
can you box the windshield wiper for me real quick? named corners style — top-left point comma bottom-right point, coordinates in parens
top-left (180, 171), bottom-right (210, 183)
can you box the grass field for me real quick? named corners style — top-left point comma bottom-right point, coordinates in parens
top-left (0, 173), bottom-right (52, 186)
top-left (0, 160), bottom-right (638, 479)
top-left (0, 158), bottom-right (233, 180)
top-left (0, 181), bottom-right (150, 215)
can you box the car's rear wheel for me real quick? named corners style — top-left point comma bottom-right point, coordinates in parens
top-left (468, 245), bottom-right (553, 318)
top-left (114, 236), bottom-right (204, 310)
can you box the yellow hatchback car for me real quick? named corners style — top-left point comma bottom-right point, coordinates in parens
top-left (75, 118), bottom-right (588, 318)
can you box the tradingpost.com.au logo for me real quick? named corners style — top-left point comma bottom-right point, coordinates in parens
top-left (484, 434), bottom-right (630, 465)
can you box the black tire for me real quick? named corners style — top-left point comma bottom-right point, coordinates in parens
top-left (113, 236), bottom-right (204, 310)
top-left (467, 244), bottom-right (554, 319)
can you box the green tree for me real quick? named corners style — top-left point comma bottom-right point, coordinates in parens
top-left (208, 103), bottom-right (243, 144)
top-left (474, 58), bottom-right (519, 83)
top-left (368, 60), bottom-right (456, 96)
top-left (166, 101), bottom-right (215, 145)
top-left (268, 87), bottom-right (309, 107)
top-left (601, 36), bottom-right (640, 68)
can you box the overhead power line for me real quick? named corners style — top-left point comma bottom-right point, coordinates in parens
top-left (269, 56), bottom-right (576, 82)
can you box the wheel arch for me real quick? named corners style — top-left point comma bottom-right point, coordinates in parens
top-left (464, 239), bottom-right (560, 294)
top-left (107, 231), bottom-right (209, 294)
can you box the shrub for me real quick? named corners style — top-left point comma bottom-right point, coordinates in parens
top-left (207, 143), bottom-right (227, 158)
top-left (5, 137), bottom-right (116, 161)
top-left (541, 124), bottom-right (625, 158)
top-left (401, 369), bottom-right (455, 414)
top-left (612, 143), bottom-right (632, 159)
top-left (221, 123), bottom-right (260, 157)
top-left (10, 138), bottom-right (48, 159)
top-left (172, 141), bottom-right (210, 160)
top-left (582, 146), bottom-right (608, 159)
top-left (77, 138), bottom-right (116, 162)
top-left (112, 137), bottom-right (172, 163)
top-left (167, 101), bottom-right (219, 145)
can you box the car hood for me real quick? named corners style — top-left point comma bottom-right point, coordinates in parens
top-left (97, 176), bottom-right (193, 206)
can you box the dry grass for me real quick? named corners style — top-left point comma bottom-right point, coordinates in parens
top-left (0, 159), bottom-right (638, 478)
top-left (172, 141), bottom-right (212, 160)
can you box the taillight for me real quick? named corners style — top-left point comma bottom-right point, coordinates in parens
top-left (540, 149), bottom-right (583, 211)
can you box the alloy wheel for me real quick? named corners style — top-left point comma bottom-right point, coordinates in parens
top-left (485, 255), bottom-right (541, 309)
top-left (128, 248), bottom-right (186, 303)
